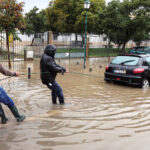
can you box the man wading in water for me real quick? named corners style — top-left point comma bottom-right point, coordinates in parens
top-left (40, 44), bottom-right (69, 105)
top-left (0, 63), bottom-right (25, 124)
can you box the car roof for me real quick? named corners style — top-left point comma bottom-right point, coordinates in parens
top-left (132, 46), bottom-right (150, 48)
top-left (118, 53), bottom-right (150, 57)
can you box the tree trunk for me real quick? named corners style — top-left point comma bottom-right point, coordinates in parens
top-left (121, 42), bottom-right (127, 54)
top-left (117, 44), bottom-right (121, 51)
top-left (108, 39), bottom-right (111, 48)
top-left (31, 34), bottom-right (35, 46)
top-left (6, 31), bottom-right (11, 68)
top-left (75, 34), bottom-right (77, 42)
top-left (135, 41), bottom-right (141, 47)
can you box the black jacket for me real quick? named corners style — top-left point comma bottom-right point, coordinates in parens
top-left (40, 45), bottom-right (66, 84)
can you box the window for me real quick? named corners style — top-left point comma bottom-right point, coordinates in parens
top-left (144, 47), bottom-right (150, 53)
top-left (111, 56), bottom-right (140, 65)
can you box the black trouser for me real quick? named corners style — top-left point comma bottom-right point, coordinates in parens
top-left (0, 103), bottom-right (4, 116)
top-left (46, 81), bottom-right (64, 104)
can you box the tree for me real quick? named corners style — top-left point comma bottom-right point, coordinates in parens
top-left (46, 0), bottom-right (104, 47)
top-left (24, 7), bottom-right (49, 45)
top-left (132, 29), bottom-right (150, 46)
top-left (131, 0), bottom-right (150, 46)
top-left (99, 0), bottom-right (150, 53)
top-left (46, 0), bottom-right (105, 34)
top-left (0, 0), bottom-right (25, 68)
top-left (46, 0), bottom-right (82, 33)
top-left (75, 0), bottom-right (105, 34)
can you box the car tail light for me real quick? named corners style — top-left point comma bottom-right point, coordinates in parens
top-left (133, 68), bottom-right (145, 74)
top-left (105, 65), bottom-right (109, 70)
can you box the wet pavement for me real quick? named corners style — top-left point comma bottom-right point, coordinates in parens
top-left (0, 58), bottom-right (150, 150)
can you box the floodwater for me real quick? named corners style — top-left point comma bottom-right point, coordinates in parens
top-left (1, 57), bottom-right (150, 150)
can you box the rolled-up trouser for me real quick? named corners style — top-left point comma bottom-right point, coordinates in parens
top-left (0, 87), bottom-right (14, 108)
top-left (46, 81), bottom-right (64, 104)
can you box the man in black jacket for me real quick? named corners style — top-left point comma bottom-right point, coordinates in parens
top-left (40, 44), bottom-right (69, 104)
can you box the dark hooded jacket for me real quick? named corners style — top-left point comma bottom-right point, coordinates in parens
top-left (40, 44), bottom-right (66, 84)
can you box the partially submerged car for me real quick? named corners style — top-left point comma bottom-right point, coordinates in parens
top-left (130, 46), bottom-right (150, 54)
top-left (104, 54), bottom-right (150, 88)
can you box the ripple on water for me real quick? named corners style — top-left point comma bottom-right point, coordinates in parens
top-left (1, 59), bottom-right (150, 150)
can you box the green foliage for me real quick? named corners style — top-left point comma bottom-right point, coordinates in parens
top-left (0, 26), bottom-right (3, 32)
top-left (56, 48), bottom-right (83, 53)
top-left (99, 0), bottom-right (150, 52)
top-left (24, 7), bottom-right (49, 36)
top-left (0, 0), bottom-right (25, 67)
top-left (89, 48), bottom-right (120, 57)
top-left (55, 48), bottom-right (130, 57)
top-left (46, 0), bottom-right (82, 33)
top-left (46, 0), bottom-right (105, 34)
top-left (130, 0), bottom-right (150, 45)
top-left (0, 0), bottom-right (25, 35)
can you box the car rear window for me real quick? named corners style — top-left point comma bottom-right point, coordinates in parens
top-left (111, 56), bottom-right (140, 65)
top-left (144, 47), bottom-right (150, 52)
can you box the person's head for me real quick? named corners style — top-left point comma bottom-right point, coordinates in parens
top-left (44, 44), bottom-right (56, 58)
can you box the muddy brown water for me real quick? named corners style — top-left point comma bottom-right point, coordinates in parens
top-left (0, 58), bottom-right (150, 150)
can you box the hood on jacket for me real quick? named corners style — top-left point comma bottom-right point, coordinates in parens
top-left (44, 44), bottom-right (56, 58)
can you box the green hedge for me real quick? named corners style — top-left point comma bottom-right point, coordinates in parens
top-left (56, 48), bottom-right (83, 53)
top-left (56, 48), bottom-right (130, 57)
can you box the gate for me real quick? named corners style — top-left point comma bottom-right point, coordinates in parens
top-left (52, 32), bottom-right (84, 59)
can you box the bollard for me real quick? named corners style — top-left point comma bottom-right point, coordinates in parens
top-left (28, 67), bottom-right (31, 79)
top-left (89, 68), bottom-right (92, 72)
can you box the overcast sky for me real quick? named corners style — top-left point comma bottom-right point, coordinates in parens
top-left (18, 0), bottom-right (112, 14)
top-left (18, 0), bottom-right (50, 13)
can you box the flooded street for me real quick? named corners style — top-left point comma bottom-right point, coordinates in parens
top-left (1, 57), bottom-right (150, 150)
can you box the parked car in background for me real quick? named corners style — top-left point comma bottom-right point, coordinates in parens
top-left (104, 54), bottom-right (150, 88)
top-left (130, 46), bottom-right (150, 54)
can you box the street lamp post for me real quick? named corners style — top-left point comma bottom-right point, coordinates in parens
top-left (84, 0), bottom-right (90, 69)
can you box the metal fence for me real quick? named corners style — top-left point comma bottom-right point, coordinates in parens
top-left (48, 32), bottom-right (85, 59)
top-left (0, 32), bottom-right (85, 61)
top-left (52, 32), bottom-right (84, 49)
top-left (52, 32), bottom-right (150, 49)
top-left (1, 31), bottom-right (150, 61)
top-left (0, 32), bottom-right (49, 61)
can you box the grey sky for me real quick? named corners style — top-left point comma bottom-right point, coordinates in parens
top-left (18, 0), bottom-right (112, 14)
top-left (18, 0), bottom-right (50, 13)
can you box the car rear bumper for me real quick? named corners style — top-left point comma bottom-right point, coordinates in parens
top-left (104, 72), bottom-right (142, 86)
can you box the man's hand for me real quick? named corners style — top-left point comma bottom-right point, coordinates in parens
top-left (15, 72), bottom-right (20, 77)
top-left (66, 68), bottom-right (69, 73)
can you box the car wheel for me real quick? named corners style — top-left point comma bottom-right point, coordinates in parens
top-left (141, 78), bottom-right (149, 88)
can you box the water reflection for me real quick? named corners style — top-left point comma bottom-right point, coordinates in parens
top-left (0, 58), bottom-right (150, 150)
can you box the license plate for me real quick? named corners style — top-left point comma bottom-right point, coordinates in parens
top-left (114, 69), bottom-right (126, 74)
